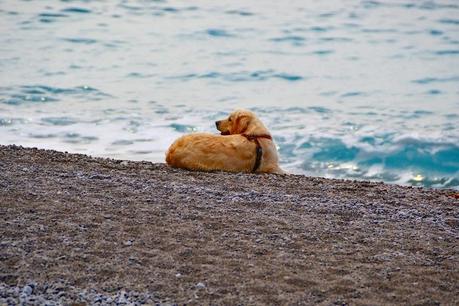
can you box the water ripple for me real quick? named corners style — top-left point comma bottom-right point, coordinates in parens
top-left (61, 7), bottom-right (92, 14)
top-left (41, 117), bottom-right (78, 126)
top-left (270, 36), bottom-right (306, 45)
top-left (225, 10), bottom-right (254, 16)
top-left (62, 38), bottom-right (98, 44)
top-left (169, 70), bottom-right (304, 82)
top-left (206, 29), bottom-right (234, 38)
top-left (341, 91), bottom-right (365, 98)
top-left (438, 19), bottom-right (459, 25)
top-left (412, 76), bottom-right (459, 84)
top-left (434, 50), bottom-right (459, 56)
top-left (0, 85), bottom-right (111, 105)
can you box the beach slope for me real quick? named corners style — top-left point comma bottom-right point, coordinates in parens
top-left (0, 145), bottom-right (457, 305)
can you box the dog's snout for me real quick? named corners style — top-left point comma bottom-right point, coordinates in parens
top-left (215, 120), bottom-right (221, 128)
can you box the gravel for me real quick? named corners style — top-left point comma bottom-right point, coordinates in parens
top-left (0, 145), bottom-right (458, 305)
top-left (0, 281), bottom-right (161, 305)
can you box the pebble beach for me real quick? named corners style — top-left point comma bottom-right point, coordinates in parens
top-left (0, 145), bottom-right (458, 305)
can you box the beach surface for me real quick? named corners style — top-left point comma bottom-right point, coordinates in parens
top-left (0, 145), bottom-right (458, 305)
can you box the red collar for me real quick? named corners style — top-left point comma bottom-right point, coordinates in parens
top-left (242, 134), bottom-right (272, 141)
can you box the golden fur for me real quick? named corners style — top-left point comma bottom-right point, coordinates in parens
top-left (166, 109), bottom-right (284, 174)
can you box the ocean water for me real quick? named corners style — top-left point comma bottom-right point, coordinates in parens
top-left (0, 0), bottom-right (458, 189)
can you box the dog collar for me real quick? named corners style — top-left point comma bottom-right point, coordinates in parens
top-left (242, 134), bottom-right (272, 172)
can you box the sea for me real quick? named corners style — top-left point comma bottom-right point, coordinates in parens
top-left (1, 0), bottom-right (458, 189)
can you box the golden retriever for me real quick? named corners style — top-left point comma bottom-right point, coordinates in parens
top-left (166, 109), bottom-right (284, 174)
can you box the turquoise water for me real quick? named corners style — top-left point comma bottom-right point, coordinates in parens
top-left (0, 1), bottom-right (458, 189)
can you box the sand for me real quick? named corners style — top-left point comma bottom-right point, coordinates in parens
top-left (0, 145), bottom-right (458, 305)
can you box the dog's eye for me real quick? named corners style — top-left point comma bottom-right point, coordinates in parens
top-left (228, 117), bottom-right (232, 122)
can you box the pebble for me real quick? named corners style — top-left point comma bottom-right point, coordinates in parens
top-left (117, 290), bottom-right (128, 304)
top-left (94, 295), bottom-right (103, 303)
top-left (196, 282), bottom-right (206, 289)
top-left (22, 285), bottom-right (33, 296)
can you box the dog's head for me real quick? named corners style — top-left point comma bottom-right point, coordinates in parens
top-left (215, 109), bottom-right (269, 136)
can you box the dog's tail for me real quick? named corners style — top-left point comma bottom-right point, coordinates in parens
top-left (165, 145), bottom-right (175, 165)
top-left (165, 137), bottom-right (184, 166)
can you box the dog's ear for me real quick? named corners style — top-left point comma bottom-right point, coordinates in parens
top-left (231, 115), bottom-right (250, 134)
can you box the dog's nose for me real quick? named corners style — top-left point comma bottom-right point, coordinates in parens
top-left (215, 121), bottom-right (220, 129)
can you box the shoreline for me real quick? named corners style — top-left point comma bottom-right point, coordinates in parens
top-left (0, 145), bottom-right (458, 305)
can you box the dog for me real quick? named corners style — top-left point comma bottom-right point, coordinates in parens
top-left (166, 109), bottom-right (284, 174)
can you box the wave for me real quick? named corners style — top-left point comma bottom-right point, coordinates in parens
top-left (280, 135), bottom-right (459, 188)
